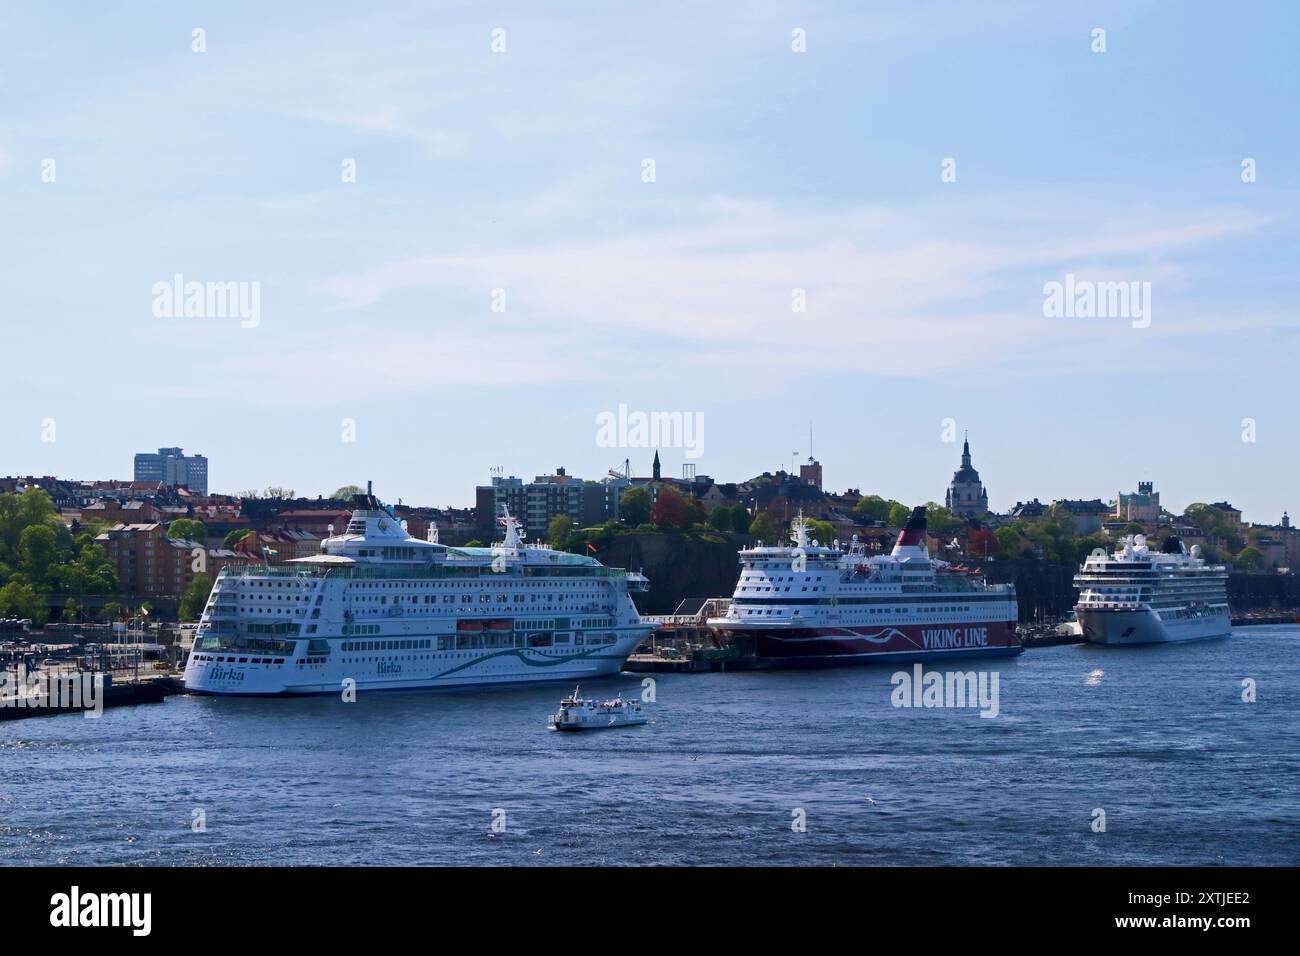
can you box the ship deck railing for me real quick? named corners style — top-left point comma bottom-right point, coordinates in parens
top-left (216, 562), bottom-right (636, 582)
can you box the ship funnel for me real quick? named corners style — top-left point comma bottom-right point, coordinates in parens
top-left (893, 506), bottom-right (928, 550)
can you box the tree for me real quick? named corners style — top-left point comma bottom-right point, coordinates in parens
top-left (18, 524), bottom-right (58, 580)
top-left (687, 497), bottom-right (707, 527)
top-left (650, 487), bottom-right (690, 529)
top-left (178, 574), bottom-right (214, 622)
top-left (1183, 503), bottom-right (1243, 552)
top-left (619, 487), bottom-right (652, 526)
top-left (994, 526), bottom-right (1024, 558)
top-left (708, 505), bottom-right (732, 533)
top-left (0, 487), bottom-right (59, 565)
top-left (263, 486), bottom-right (296, 500)
top-left (547, 515), bottom-right (574, 550)
top-left (969, 528), bottom-right (999, 558)
top-left (46, 542), bottom-right (119, 595)
top-left (331, 485), bottom-right (364, 500)
top-left (854, 495), bottom-right (896, 523)
top-left (62, 597), bottom-right (78, 624)
top-left (1235, 546), bottom-right (1265, 571)
top-left (749, 511), bottom-right (779, 543)
top-left (223, 529), bottom-right (253, 549)
top-left (1072, 534), bottom-right (1111, 566)
top-left (730, 504), bottom-right (752, 534)
top-left (886, 503), bottom-right (911, 527)
top-left (1022, 517), bottom-right (1077, 563)
top-left (0, 581), bottom-right (46, 625)
top-left (924, 503), bottom-right (963, 537)
top-left (807, 519), bottom-right (836, 547)
top-left (168, 518), bottom-right (207, 543)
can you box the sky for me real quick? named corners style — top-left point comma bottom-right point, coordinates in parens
top-left (1, 1), bottom-right (1297, 521)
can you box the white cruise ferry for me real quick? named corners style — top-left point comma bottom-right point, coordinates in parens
top-left (707, 507), bottom-right (1021, 665)
top-left (1074, 535), bottom-right (1230, 645)
top-left (183, 488), bottom-right (653, 695)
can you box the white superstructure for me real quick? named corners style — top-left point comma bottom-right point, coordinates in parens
top-left (549, 686), bottom-right (648, 731)
top-left (1074, 535), bottom-right (1230, 645)
top-left (183, 488), bottom-right (652, 695)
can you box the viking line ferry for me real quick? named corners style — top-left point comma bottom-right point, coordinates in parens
top-left (707, 507), bottom-right (1021, 665)
top-left (183, 486), bottom-right (652, 695)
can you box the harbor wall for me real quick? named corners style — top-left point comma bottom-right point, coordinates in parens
top-left (602, 532), bottom-right (746, 616)
top-left (1227, 571), bottom-right (1300, 609)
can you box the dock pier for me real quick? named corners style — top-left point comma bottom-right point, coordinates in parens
top-left (0, 673), bottom-right (178, 721)
top-left (627, 599), bottom-right (762, 672)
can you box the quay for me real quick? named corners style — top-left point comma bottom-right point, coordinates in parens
top-left (1017, 621), bottom-right (1087, 648)
top-left (0, 673), bottom-right (177, 721)
top-left (1232, 610), bottom-right (1300, 626)
top-left (626, 599), bottom-right (761, 672)
top-left (2, 626), bottom-right (188, 721)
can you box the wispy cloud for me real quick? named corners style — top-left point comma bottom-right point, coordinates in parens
top-left (308, 190), bottom-right (1280, 392)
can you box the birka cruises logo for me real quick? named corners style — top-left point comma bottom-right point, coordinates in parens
top-left (0, 665), bottom-right (104, 718)
top-left (151, 272), bottom-right (261, 328)
top-left (891, 664), bottom-right (1001, 719)
top-left (208, 663), bottom-right (245, 682)
top-left (378, 660), bottom-right (402, 674)
top-left (50, 886), bottom-right (151, 937)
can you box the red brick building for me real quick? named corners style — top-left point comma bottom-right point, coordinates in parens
top-left (95, 523), bottom-right (248, 608)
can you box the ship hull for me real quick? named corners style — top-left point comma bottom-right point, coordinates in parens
top-left (551, 717), bottom-right (647, 731)
top-left (712, 620), bottom-right (1021, 667)
top-left (183, 631), bottom-right (650, 696)
top-left (1076, 608), bottom-right (1230, 645)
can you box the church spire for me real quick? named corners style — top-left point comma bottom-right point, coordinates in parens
top-left (652, 450), bottom-right (661, 480)
top-left (947, 430), bottom-right (988, 518)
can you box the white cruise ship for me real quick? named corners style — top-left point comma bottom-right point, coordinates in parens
top-left (1074, 535), bottom-right (1230, 645)
top-left (183, 488), bottom-right (653, 695)
top-left (707, 507), bottom-right (1021, 665)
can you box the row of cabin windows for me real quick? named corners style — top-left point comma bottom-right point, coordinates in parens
top-left (343, 639), bottom-right (434, 652)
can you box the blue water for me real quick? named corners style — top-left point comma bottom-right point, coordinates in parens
top-left (2, 627), bottom-right (1297, 866)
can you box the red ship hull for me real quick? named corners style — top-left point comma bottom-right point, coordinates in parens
top-left (714, 620), bottom-right (1022, 667)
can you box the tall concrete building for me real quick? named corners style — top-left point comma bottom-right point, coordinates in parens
top-left (134, 447), bottom-right (208, 494)
top-left (474, 468), bottom-right (605, 541)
